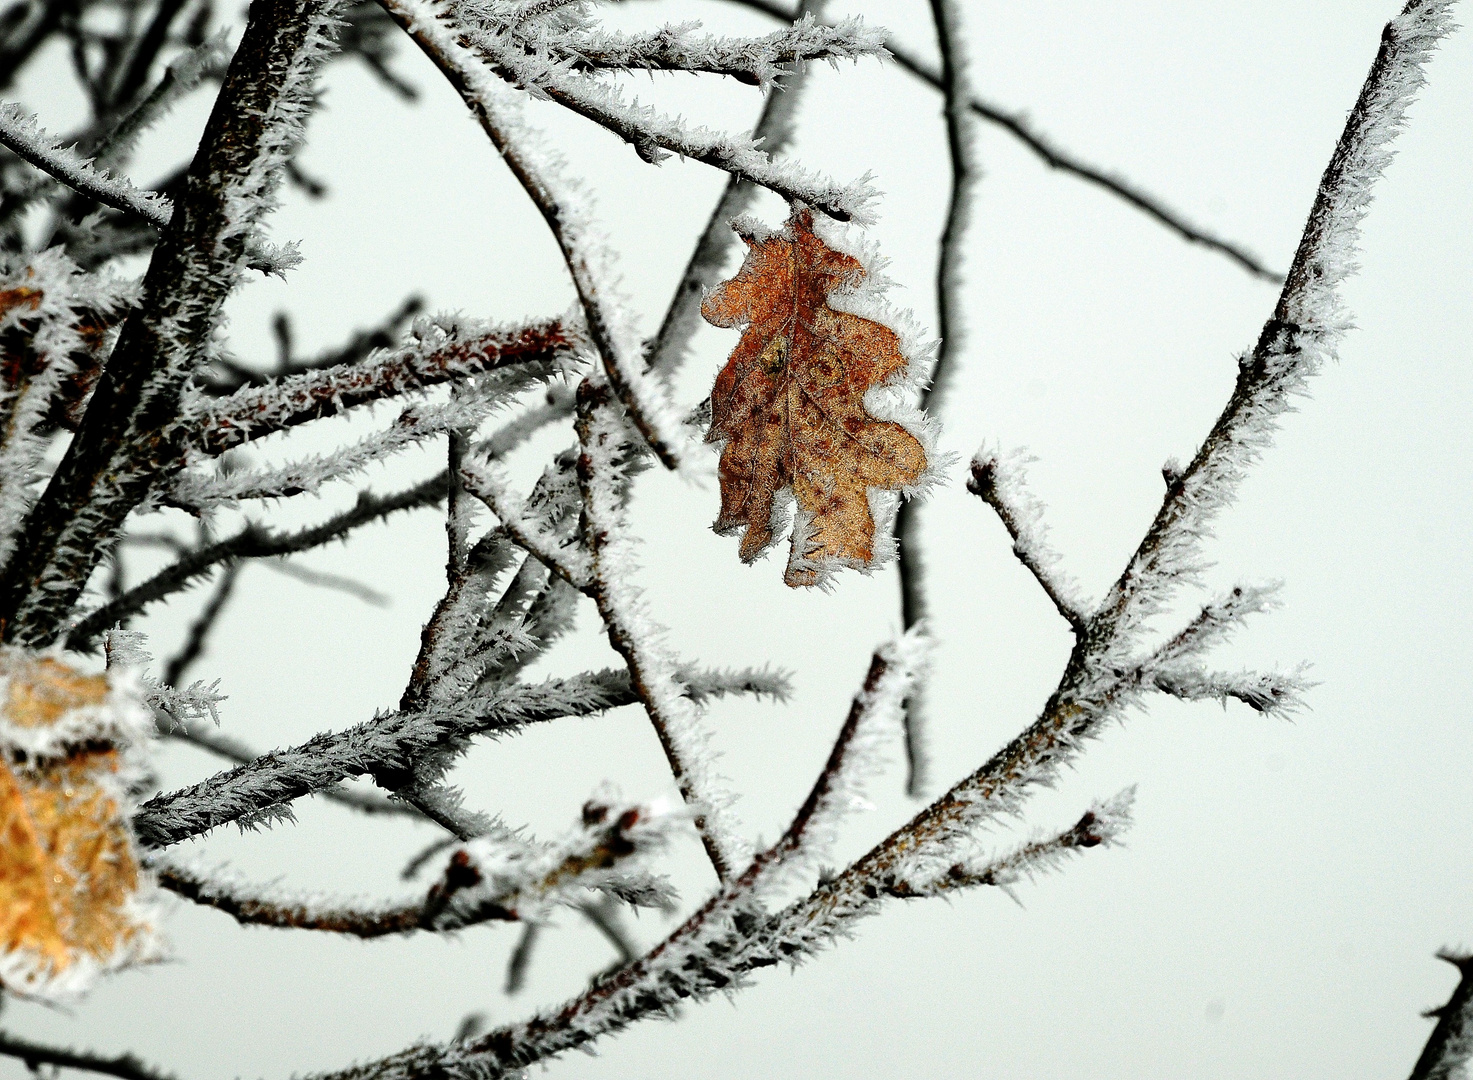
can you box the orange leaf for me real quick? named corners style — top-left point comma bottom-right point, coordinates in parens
top-left (0, 650), bottom-right (159, 999)
top-left (702, 209), bottom-right (931, 587)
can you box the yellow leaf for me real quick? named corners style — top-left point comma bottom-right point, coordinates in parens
top-left (0, 649), bottom-right (159, 999)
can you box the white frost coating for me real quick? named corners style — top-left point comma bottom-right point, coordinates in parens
top-left (388, 0), bottom-right (697, 473)
top-left (756, 629), bottom-right (930, 890)
top-left (102, 628), bottom-right (227, 727)
top-left (1098, 0), bottom-right (1460, 658)
top-left (0, 102), bottom-right (173, 227)
top-left (171, 364), bottom-right (554, 509)
top-left (1146, 583), bottom-right (1282, 670)
top-left (969, 442), bottom-right (1093, 622)
top-left (909, 787), bottom-right (1135, 899)
top-left (1150, 663), bottom-right (1310, 717)
top-left (676, 663), bottom-right (792, 705)
top-left (150, 793), bottom-right (678, 932)
top-left (460, 452), bottom-right (592, 586)
top-left (459, 787), bottom-right (683, 917)
top-left (0, 252), bottom-right (138, 572)
top-left (466, 21), bottom-right (877, 224)
top-left (182, 311), bottom-right (578, 455)
top-left (0, 645), bottom-right (164, 1001)
top-left (558, 15), bottom-right (887, 89)
top-left (580, 399), bottom-right (750, 877)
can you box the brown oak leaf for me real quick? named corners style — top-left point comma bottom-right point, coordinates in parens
top-left (0, 650), bottom-right (159, 999)
top-left (702, 208), bottom-right (929, 587)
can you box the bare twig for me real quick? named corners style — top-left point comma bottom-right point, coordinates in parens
top-left (67, 474), bottom-right (451, 649)
top-left (714, 0), bottom-right (1281, 281)
top-left (0, 1032), bottom-right (176, 1080)
top-left (162, 561), bottom-right (241, 686)
top-left (897, 0), bottom-right (981, 797)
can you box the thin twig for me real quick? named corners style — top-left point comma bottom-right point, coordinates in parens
top-left (504, 923), bottom-right (541, 994)
top-left (714, 0), bottom-right (1281, 282)
top-left (67, 473), bottom-right (450, 649)
top-left (134, 671), bottom-right (639, 848)
top-left (162, 561), bottom-right (240, 686)
top-left (155, 859), bottom-right (517, 937)
top-left (0, 1032), bottom-right (177, 1080)
top-left (166, 722), bottom-right (424, 821)
top-left (896, 0), bottom-right (980, 797)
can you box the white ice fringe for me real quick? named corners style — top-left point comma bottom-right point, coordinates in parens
top-left (970, 442), bottom-right (1092, 622)
top-left (1097, 0), bottom-right (1459, 658)
top-left (182, 312), bottom-right (579, 454)
top-left (102, 628), bottom-right (227, 727)
top-left (580, 400), bottom-right (750, 876)
top-left (0, 252), bottom-right (137, 572)
top-left (457, 8), bottom-right (878, 222)
top-left (557, 15), bottom-right (887, 89)
top-left (390, 0), bottom-right (699, 472)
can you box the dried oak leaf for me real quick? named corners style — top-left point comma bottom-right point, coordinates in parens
top-left (702, 209), bottom-right (930, 587)
top-left (0, 650), bottom-right (159, 999)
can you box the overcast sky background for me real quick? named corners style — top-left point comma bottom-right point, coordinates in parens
top-left (5, 1), bottom-right (1472, 1078)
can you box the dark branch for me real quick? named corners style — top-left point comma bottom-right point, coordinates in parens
top-left (716, 0), bottom-right (1281, 282)
top-left (0, 1031), bottom-right (176, 1080)
top-left (1408, 951), bottom-right (1473, 1080)
top-left (0, 0), bottom-right (346, 645)
top-left (188, 316), bottom-right (575, 455)
top-left (67, 473), bottom-right (451, 650)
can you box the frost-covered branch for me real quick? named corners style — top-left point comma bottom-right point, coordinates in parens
top-left (133, 670), bottom-right (640, 848)
top-left (383, 0), bottom-right (698, 471)
top-left (0, 102), bottom-right (173, 227)
top-left (561, 15), bottom-right (884, 87)
top-left (155, 856), bottom-right (517, 937)
top-left (1149, 664), bottom-right (1308, 717)
top-left (575, 388), bottom-right (747, 881)
top-left (465, 22), bottom-right (875, 223)
top-left (751, 634), bottom-right (926, 880)
top-left (1089, 0), bottom-right (1456, 665)
top-left (967, 448), bottom-right (1091, 633)
top-left (198, 295), bottom-right (425, 397)
top-left (185, 314), bottom-right (577, 456)
top-left (896, 0), bottom-right (981, 797)
top-left (159, 792), bottom-right (680, 936)
top-left (0, 0), bottom-right (352, 646)
top-left (645, 0), bottom-right (816, 379)
top-left (459, 454), bottom-right (592, 588)
top-left (717, 0), bottom-right (1281, 281)
top-left (67, 475), bottom-right (451, 649)
top-left (1409, 951), bottom-right (1473, 1080)
top-left (167, 720), bottom-right (422, 821)
top-left (899, 789), bottom-right (1134, 896)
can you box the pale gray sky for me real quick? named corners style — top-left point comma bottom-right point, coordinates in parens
top-left (6, 2), bottom-right (1471, 1078)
